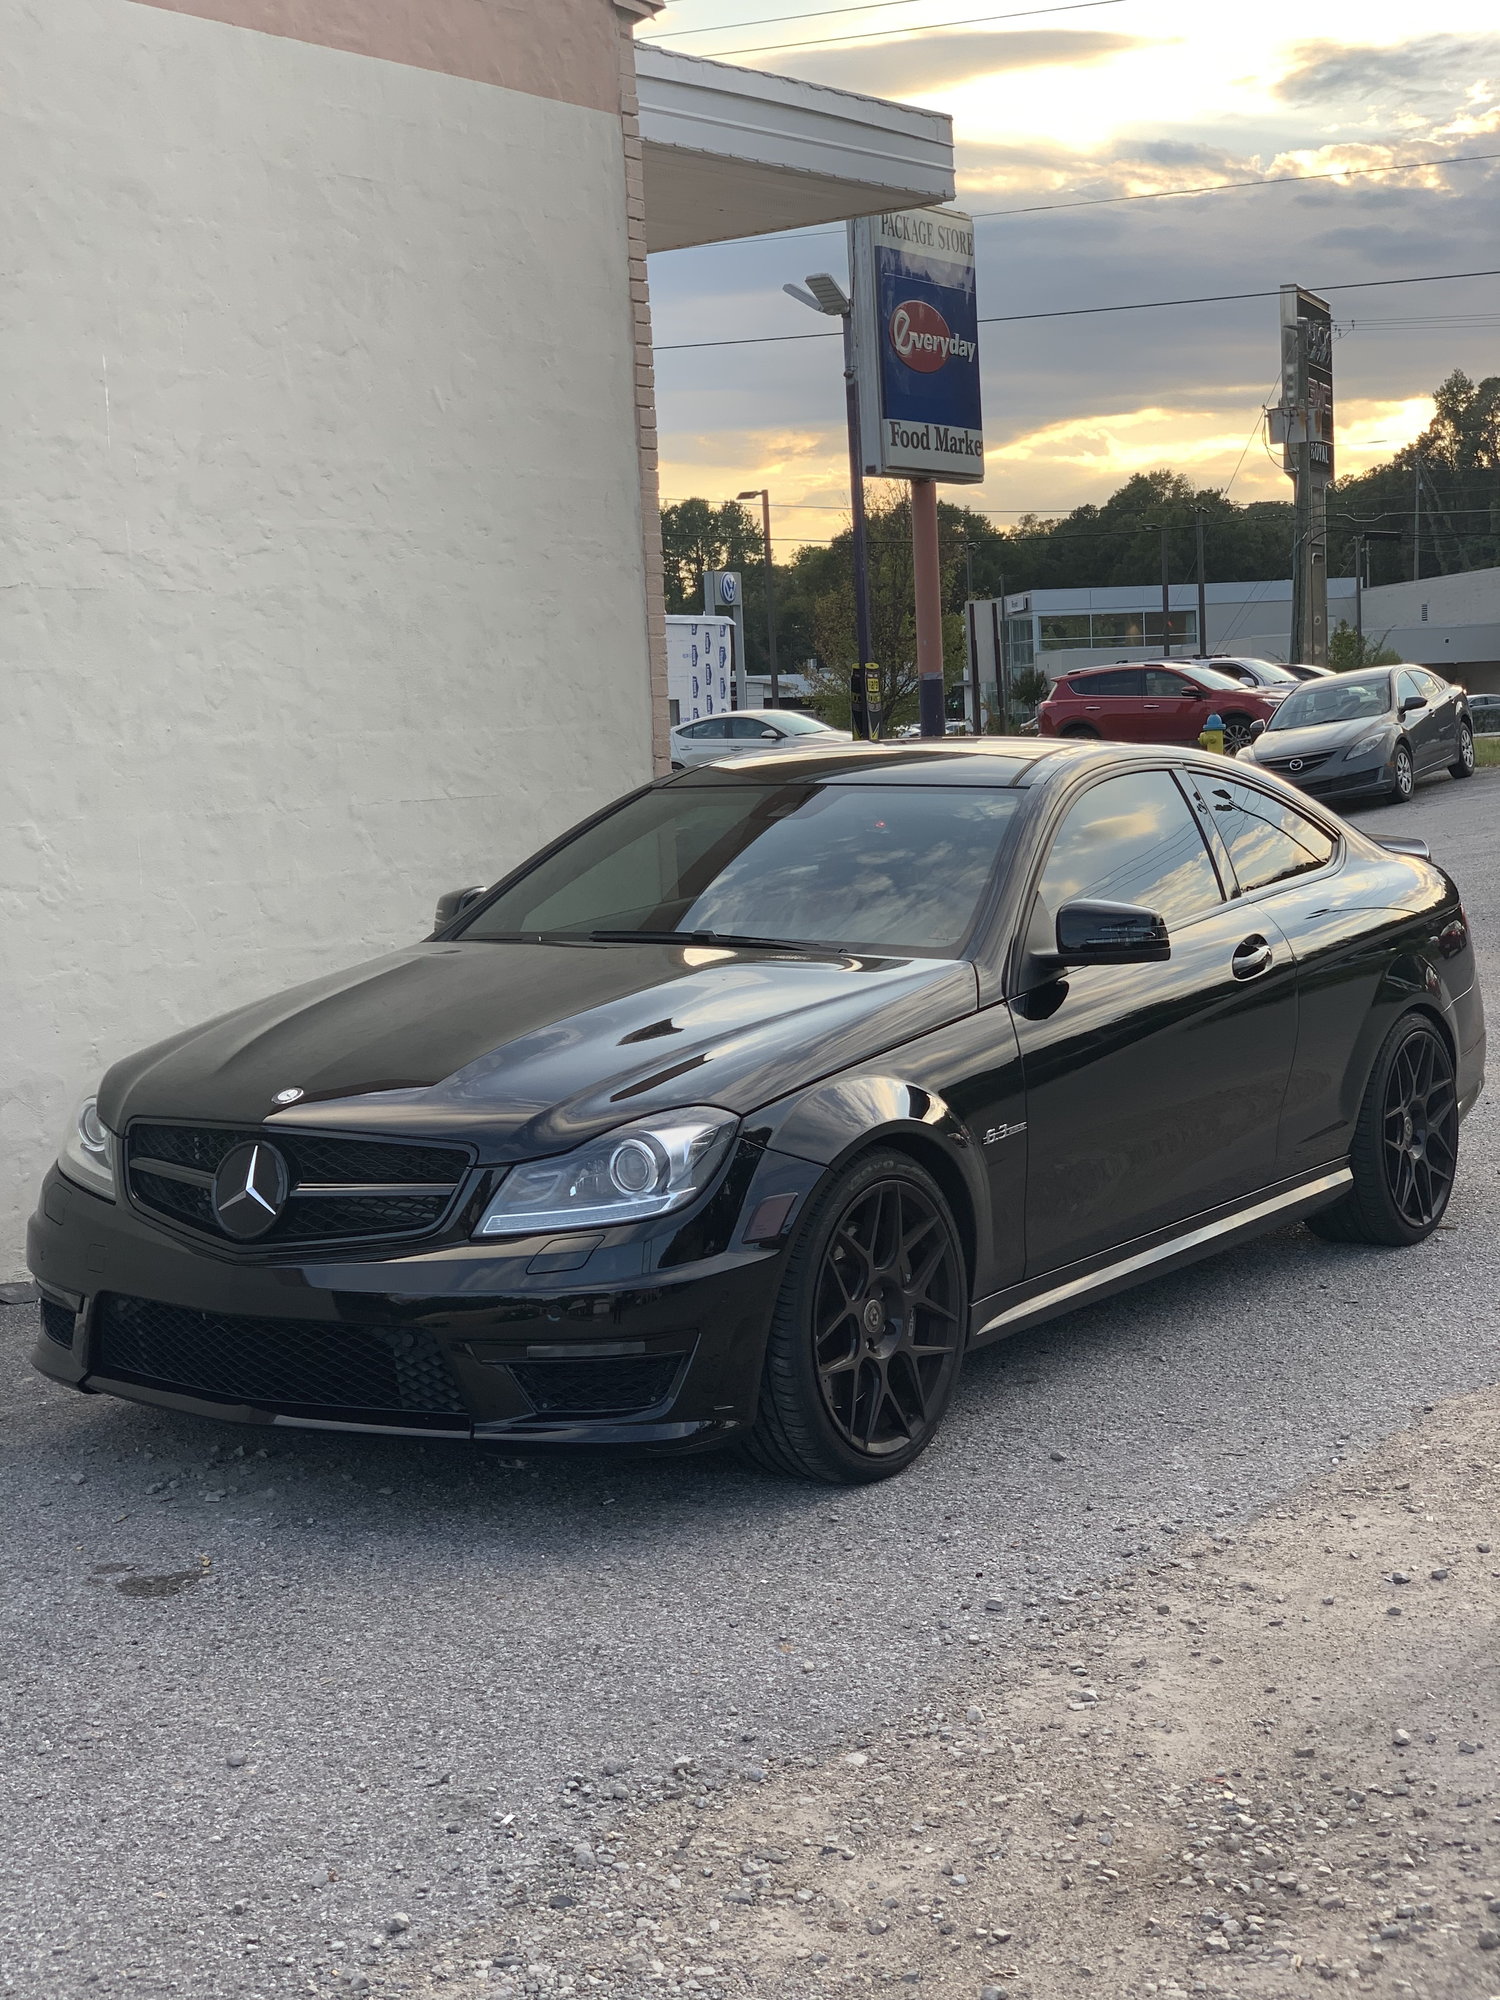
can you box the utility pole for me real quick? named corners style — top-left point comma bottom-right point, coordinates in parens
top-left (1194, 507), bottom-right (1208, 658)
top-left (963, 541), bottom-right (981, 733)
top-left (1160, 524), bottom-right (1172, 657)
top-left (737, 487), bottom-right (780, 704)
top-left (912, 478), bottom-right (945, 736)
top-left (1272, 284), bottom-right (1334, 665)
top-left (1412, 453), bottom-right (1422, 583)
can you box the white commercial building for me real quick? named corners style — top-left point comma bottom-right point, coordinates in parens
top-left (1, 0), bottom-right (954, 1269)
top-left (968, 570), bottom-right (1500, 692)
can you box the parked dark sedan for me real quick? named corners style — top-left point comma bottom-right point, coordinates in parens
top-left (30, 740), bottom-right (1485, 1483)
top-left (1239, 664), bottom-right (1476, 804)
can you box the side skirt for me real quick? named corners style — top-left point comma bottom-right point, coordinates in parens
top-left (968, 1165), bottom-right (1352, 1346)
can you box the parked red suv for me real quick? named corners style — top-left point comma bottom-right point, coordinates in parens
top-left (1037, 662), bottom-right (1286, 751)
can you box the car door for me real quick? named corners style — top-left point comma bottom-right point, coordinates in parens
top-left (680, 718), bottom-right (732, 766)
top-left (1141, 668), bottom-right (1206, 745)
top-left (1184, 769), bottom-right (1408, 1179)
top-left (1071, 667), bottom-right (1146, 740)
top-left (1397, 669), bottom-right (1444, 772)
top-left (1010, 767), bottom-right (1298, 1273)
top-left (724, 716), bottom-right (782, 756)
top-left (1415, 669), bottom-right (1460, 761)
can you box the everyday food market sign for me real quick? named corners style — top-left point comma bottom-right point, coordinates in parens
top-left (851, 207), bottom-right (984, 483)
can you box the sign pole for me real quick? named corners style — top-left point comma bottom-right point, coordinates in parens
top-left (912, 478), bottom-right (945, 736)
top-left (1275, 283), bottom-right (1333, 666)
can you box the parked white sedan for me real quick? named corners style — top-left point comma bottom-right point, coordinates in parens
top-left (670, 708), bottom-right (850, 769)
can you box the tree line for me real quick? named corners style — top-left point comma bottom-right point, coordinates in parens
top-left (660, 368), bottom-right (1500, 727)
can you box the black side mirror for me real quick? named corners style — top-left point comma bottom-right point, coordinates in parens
top-left (1053, 899), bottom-right (1171, 966)
top-left (1248, 719), bottom-right (1267, 741)
top-left (1400, 696), bottom-right (1428, 715)
top-left (433, 884), bottom-right (486, 931)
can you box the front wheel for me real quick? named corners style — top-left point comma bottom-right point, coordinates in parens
top-left (1307, 1013), bottom-right (1458, 1246)
top-left (1450, 722), bottom-right (1476, 780)
top-left (1388, 741), bottom-right (1415, 803)
top-left (744, 1151), bottom-right (966, 1484)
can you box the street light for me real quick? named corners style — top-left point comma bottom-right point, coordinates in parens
top-left (736, 488), bottom-right (780, 705)
top-left (783, 274), bottom-right (875, 735)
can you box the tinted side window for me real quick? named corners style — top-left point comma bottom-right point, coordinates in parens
top-left (1036, 772), bottom-right (1223, 929)
top-left (1198, 779), bottom-right (1336, 892)
top-left (1398, 670), bottom-right (1426, 708)
top-left (1075, 669), bottom-right (1144, 698)
top-left (1145, 669), bottom-right (1197, 697)
top-left (1416, 670), bottom-right (1449, 701)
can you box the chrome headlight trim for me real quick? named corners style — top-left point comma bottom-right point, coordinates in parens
top-left (475, 1106), bottom-right (740, 1238)
top-left (58, 1095), bottom-right (117, 1201)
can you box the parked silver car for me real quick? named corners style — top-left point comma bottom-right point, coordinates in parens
top-left (670, 708), bottom-right (850, 769)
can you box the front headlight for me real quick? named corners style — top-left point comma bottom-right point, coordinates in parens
top-left (1345, 729), bottom-right (1390, 761)
top-left (475, 1106), bottom-right (739, 1237)
top-left (58, 1095), bottom-right (117, 1201)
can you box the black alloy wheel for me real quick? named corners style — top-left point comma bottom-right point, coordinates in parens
top-left (1450, 722), bottom-right (1476, 780)
top-left (1221, 714), bottom-right (1258, 752)
top-left (1060, 723), bottom-right (1100, 739)
top-left (745, 1151), bottom-right (966, 1484)
top-left (1308, 1013), bottom-right (1459, 1246)
top-left (1390, 741), bottom-right (1415, 803)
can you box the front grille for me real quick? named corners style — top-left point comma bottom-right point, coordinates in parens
top-left (1261, 752), bottom-right (1334, 775)
top-left (40, 1298), bottom-right (75, 1348)
top-left (93, 1294), bottom-right (468, 1419)
top-left (124, 1123), bottom-right (472, 1250)
top-left (508, 1354), bottom-right (684, 1416)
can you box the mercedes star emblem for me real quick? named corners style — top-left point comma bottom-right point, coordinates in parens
top-left (272, 1086), bottom-right (305, 1105)
top-left (211, 1141), bottom-right (290, 1240)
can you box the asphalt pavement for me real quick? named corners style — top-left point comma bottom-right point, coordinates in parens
top-left (2, 768), bottom-right (1497, 2000)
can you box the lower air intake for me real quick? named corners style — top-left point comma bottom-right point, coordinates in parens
top-left (507, 1354), bottom-right (684, 1416)
top-left (93, 1295), bottom-right (467, 1420)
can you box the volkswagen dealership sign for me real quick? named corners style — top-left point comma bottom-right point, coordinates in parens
top-left (850, 207), bottom-right (984, 484)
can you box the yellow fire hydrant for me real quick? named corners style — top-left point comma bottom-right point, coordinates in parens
top-left (1198, 710), bottom-right (1226, 755)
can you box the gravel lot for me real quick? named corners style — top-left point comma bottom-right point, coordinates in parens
top-left (2, 770), bottom-right (1496, 2000)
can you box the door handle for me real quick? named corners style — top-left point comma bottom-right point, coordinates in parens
top-left (1231, 935), bottom-right (1273, 980)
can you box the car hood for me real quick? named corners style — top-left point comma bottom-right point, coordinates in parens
top-left (100, 942), bottom-right (979, 1160)
top-left (1248, 715), bottom-right (1393, 758)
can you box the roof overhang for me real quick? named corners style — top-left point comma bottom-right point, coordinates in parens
top-left (635, 46), bottom-right (954, 253)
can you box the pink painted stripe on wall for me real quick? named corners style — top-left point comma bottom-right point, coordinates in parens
top-left (130, 0), bottom-right (624, 114)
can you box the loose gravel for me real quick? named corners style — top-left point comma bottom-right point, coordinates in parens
top-left (1, 774), bottom-right (1496, 2000)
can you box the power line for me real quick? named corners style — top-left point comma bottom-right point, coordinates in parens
top-left (655, 263), bottom-right (1500, 352)
top-left (648, 0), bottom-right (1122, 60)
top-left (658, 146), bottom-right (1500, 253)
top-left (643, 0), bottom-right (1117, 44)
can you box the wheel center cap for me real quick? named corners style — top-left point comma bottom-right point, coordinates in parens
top-left (1402, 1112), bottom-right (1414, 1146)
top-left (862, 1297), bottom-right (885, 1336)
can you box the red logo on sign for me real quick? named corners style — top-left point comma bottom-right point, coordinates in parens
top-left (889, 298), bottom-right (952, 372)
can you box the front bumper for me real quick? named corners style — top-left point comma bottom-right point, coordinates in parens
top-left (26, 1148), bottom-right (821, 1449)
top-left (1242, 750), bottom-right (1396, 801)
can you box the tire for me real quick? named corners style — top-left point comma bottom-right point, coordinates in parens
top-left (1222, 714), bottom-right (1258, 752)
top-left (743, 1151), bottom-right (967, 1484)
top-left (1388, 741), bottom-right (1415, 803)
top-left (1306, 1012), bottom-right (1459, 1247)
top-left (1060, 723), bottom-right (1100, 739)
top-left (1450, 722), bottom-right (1476, 780)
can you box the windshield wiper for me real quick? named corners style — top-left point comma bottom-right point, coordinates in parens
top-left (588, 928), bottom-right (832, 954)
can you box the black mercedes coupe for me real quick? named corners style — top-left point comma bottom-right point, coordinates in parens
top-left (30, 739), bottom-right (1485, 1483)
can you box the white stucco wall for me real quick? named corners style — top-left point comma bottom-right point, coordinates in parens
top-left (1, 0), bottom-right (654, 1271)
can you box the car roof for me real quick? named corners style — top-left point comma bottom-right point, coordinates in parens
top-left (661, 736), bottom-right (1187, 789)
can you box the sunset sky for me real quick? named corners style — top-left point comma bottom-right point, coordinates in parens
top-left (641, 2), bottom-right (1500, 549)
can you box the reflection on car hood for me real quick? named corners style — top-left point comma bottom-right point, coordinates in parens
top-left (99, 942), bottom-right (979, 1160)
top-left (1250, 715), bottom-right (1393, 757)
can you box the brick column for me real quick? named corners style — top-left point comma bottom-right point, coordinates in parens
top-left (614, 1), bottom-right (670, 774)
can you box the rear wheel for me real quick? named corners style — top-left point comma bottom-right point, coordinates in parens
top-left (1388, 741), bottom-right (1415, 803)
top-left (1307, 1013), bottom-right (1458, 1246)
top-left (1221, 714), bottom-right (1258, 752)
top-left (1060, 723), bottom-right (1100, 739)
top-left (1450, 722), bottom-right (1476, 780)
top-left (744, 1152), bottom-right (966, 1484)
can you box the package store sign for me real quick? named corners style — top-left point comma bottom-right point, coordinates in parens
top-left (852, 208), bottom-right (984, 484)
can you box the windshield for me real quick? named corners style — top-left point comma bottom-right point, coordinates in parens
top-left (460, 783), bottom-right (1025, 955)
top-left (1187, 664), bottom-right (1261, 692)
top-left (1267, 674), bottom-right (1393, 730)
top-left (769, 711), bottom-right (836, 735)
